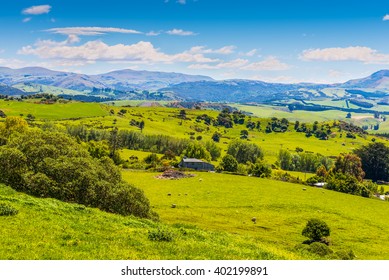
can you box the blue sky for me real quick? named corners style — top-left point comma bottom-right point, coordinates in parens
top-left (1, 0), bottom-right (389, 83)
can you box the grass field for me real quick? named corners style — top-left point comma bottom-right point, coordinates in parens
top-left (0, 183), bottom-right (295, 260)
top-left (0, 100), bottom-right (109, 120)
top-left (122, 170), bottom-right (389, 260)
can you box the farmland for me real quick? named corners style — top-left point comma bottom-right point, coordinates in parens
top-left (1, 99), bottom-right (389, 260)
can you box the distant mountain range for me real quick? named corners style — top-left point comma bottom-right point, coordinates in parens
top-left (1, 66), bottom-right (389, 102)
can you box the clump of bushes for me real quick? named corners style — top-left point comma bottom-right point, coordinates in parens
top-left (302, 218), bottom-right (330, 244)
top-left (0, 203), bottom-right (19, 216)
top-left (0, 125), bottom-right (157, 220)
top-left (148, 227), bottom-right (175, 242)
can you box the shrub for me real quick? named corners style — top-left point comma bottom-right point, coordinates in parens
top-left (219, 155), bottom-right (238, 172)
top-left (302, 219), bottom-right (330, 242)
top-left (148, 227), bottom-right (175, 242)
top-left (308, 242), bottom-right (333, 257)
top-left (333, 250), bottom-right (355, 260)
top-left (0, 203), bottom-right (19, 216)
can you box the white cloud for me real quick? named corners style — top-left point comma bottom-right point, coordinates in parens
top-left (177, 0), bottom-right (186, 4)
top-left (383, 14), bottom-right (389, 21)
top-left (18, 39), bottom-right (218, 65)
top-left (243, 49), bottom-right (257, 57)
top-left (241, 56), bottom-right (290, 71)
top-left (166, 29), bottom-right (196, 36)
top-left (300, 46), bottom-right (389, 64)
top-left (188, 45), bottom-right (236, 55)
top-left (146, 31), bottom-right (161, 36)
top-left (22, 17), bottom-right (32, 23)
top-left (46, 27), bottom-right (142, 36)
top-left (22, 5), bottom-right (51, 15)
top-left (188, 59), bottom-right (248, 70)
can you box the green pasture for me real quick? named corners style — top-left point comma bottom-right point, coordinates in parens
top-left (123, 170), bottom-right (389, 260)
top-left (0, 100), bottom-right (108, 120)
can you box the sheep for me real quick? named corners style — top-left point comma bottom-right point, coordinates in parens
top-left (251, 217), bottom-right (257, 224)
top-left (171, 204), bottom-right (177, 208)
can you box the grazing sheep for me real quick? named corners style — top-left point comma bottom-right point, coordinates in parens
top-left (251, 217), bottom-right (257, 224)
top-left (171, 204), bottom-right (176, 208)
top-left (303, 188), bottom-right (307, 191)
top-left (199, 178), bottom-right (203, 182)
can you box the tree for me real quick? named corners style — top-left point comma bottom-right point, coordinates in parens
top-left (302, 219), bottom-right (330, 242)
top-left (354, 142), bottom-right (389, 182)
top-left (249, 161), bottom-right (272, 178)
top-left (227, 139), bottom-right (263, 164)
top-left (212, 132), bottom-right (221, 142)
top-left (139, 120), bottom-right (145, 133)
top-left (219, 155), bottom-right (238, 172)
top-left (181, 142), bottom-right (211, 162)
top-left (333, 154), bottom-right (365, 182)
top-left (205, 141), bottom-right (221, 161)
top-left (240, 129), bottom-right (249, 139)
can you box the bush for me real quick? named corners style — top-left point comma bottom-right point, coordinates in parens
top-left (219, 155), bottom-right (238, 172)
top-left (0, 203), bottom-right (19, 216)
top-left (302, 219), bottom-right (330, 242)
top-left (148, 227), bottom-right (175, 242)
top-left (333, 250), bottom-right (355, 260)
top-left (308, 242), bottom-right (333, 257)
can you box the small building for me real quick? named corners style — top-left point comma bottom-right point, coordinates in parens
top-left (179, 157), bottom-right (215, 171)
top-left (313, 182), bottom-right (327, 188)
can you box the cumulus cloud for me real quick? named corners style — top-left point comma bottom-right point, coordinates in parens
top-left (18, 39), bottom-right (218, 65)
top-left (22, 17), bottom-right (32, 23)
top-left (383, 14), bottom-right (389, 21)
top-left (300, 46), bottom-right (389, 64)
top-left (244, 49), bottom-right (257, 57)
top-left (241, 56), bottom-right (290, 71)
top-left (166, 29), bottom-right (196, 36)
top-left (22, 5), bottom-right (51, 15)
top-left (46, 27), bottom-right (142, 36)
top-left (177, 0), bottom-right (186, 4)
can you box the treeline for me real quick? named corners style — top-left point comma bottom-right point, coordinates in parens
top-left (66, 124), bottom-right (221, 162)
top-left (278, 150), bottom-right (333, 173)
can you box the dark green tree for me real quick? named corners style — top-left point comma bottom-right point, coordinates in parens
top-left (219, 155), bottom-right (238, 172)
top-left (354, 142), bottom-right (389, 182)
top-left (302, 219), bottom-right (330, 242)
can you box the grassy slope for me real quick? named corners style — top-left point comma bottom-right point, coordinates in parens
top-left (122, 171), bottom-right (389, 260)
top-left (0, 183), bottom-right (293, 260)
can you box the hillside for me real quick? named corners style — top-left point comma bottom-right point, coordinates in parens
top-left (1, 168), bottom-right (389, 260)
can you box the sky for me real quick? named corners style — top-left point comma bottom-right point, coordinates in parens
top-left (1, 0), bottom-right (389, 83)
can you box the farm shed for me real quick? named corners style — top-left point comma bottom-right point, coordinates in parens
top-left (179, 157), bottom-right (215, 171)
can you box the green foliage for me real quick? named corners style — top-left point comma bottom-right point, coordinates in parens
top-left (307, 242), bottom-right (333, 257)
top-left (249, 161), bottom-right (272, 178)
top-left (302, 219), bottom-right (330, 242)
top-left (211, 132), bottom-right (221, 142)
top-left (181, 142), bottom-right (211, 162)
top-left (219, 155), bottom-right (238, 172)
top-left (148, 227), bottom-right (175, 242)
top-left (227, 139), bottom-right (263, 164)
top-left (333, 250), bottom-right (355, 260)
top-left (204, 140), bottom-right (221, 161)
top-left (278, 149), bottom-right (333, 173)
top-left (354, 142), bottom-right (389, 182)
top-left (333, 154), bottom-right (365, 181)
top-left (0, 203), bottom-right (19, 216)
top-left (0, 129), bottom-right (156, 219)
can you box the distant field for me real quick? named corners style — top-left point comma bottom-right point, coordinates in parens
top-left (0, 100), bottom-right (109, 120)
top-left (123, 170), bottom-right (389, 260)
